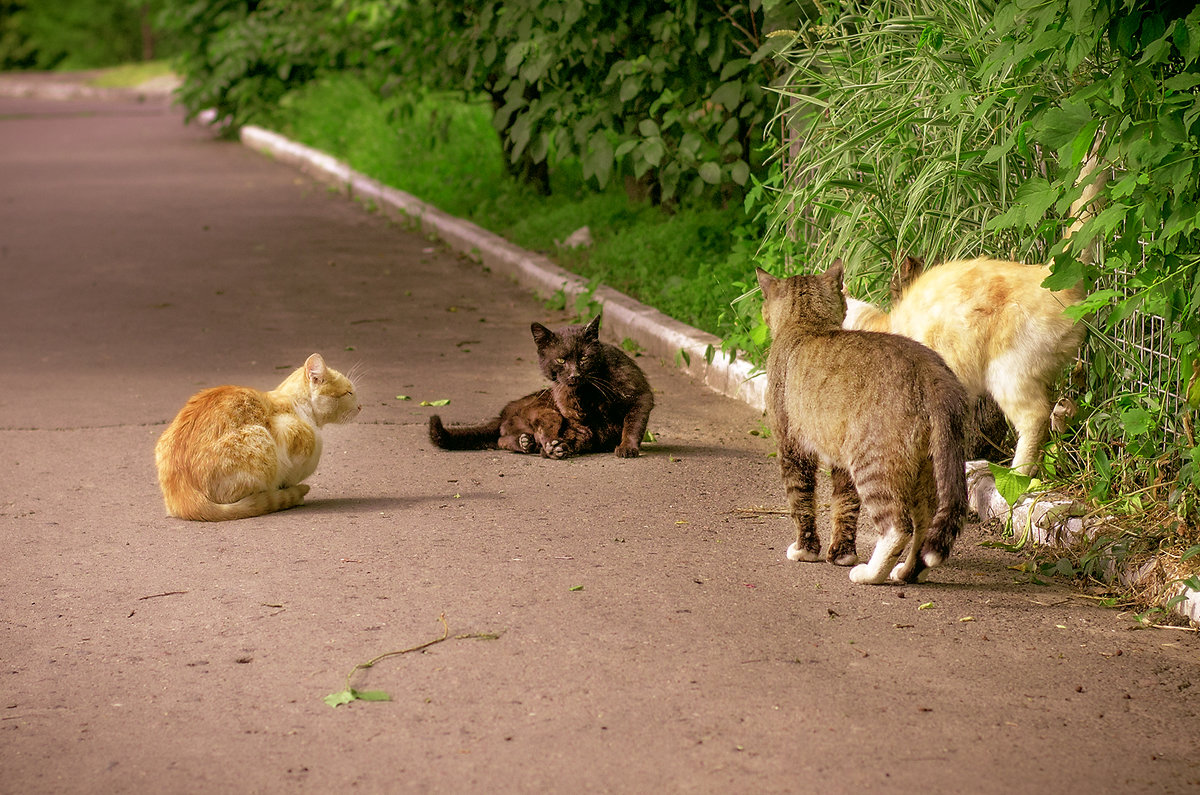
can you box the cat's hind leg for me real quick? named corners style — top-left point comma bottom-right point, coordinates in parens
top-left (851, 522), bottom-right (911, 584)
top-left (827, 466), bottom-right (860, 565)
top-left (779, 449), bottom-right (822, 562)
top-left (849, 493), bottom-right (911, 584)
top-left (889, 494), bottom-right (932, 583)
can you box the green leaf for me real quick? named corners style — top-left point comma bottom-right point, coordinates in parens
top-left (1120, 407), bottom-right (1153, 438)
top-left (730, 160), bottom-right (750, 186)
top-left (420, 399), bottom-right (451, 407)
top-left (324, 689), bottom-right (357, 708)
top-left (698, 162), bottom-right (722, 184)
top-left (988, 463), bottom-right (1032, 507)
top-left (1034, 101), bottom-right (1092, 149)
top-left (354, 690), bottom-right (392, 702)
top-left (711, 81), bottom-right (742, 109)
top-left (638, 119), bottom-right (660, 138)
top-left (1062, 289), bottom-right (1121, 322)
top-left (1043, 255), bottom-right (1085, 291)
top-left (395, 395), bottom-right (411, 401)
top-left (569, 585), bottom-right (584, 592)
top-left (620, 76), bottom-right (642, 103)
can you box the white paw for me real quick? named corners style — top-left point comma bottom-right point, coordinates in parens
top-left (922, 551), bottom-right (944, 568)
top-left (889, 561), bottom-right (909, 582)
top-left (787, 542), bottom-right (820, 562)
top-left (849, 564), bottom-right (884, 584)
top-left (831, 552), bottom-right (859, 566)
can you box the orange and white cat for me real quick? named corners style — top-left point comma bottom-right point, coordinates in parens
top-left (155, 353), bottom-right (360, 521)
top-left (843, 258), bottom-right (1083, 473)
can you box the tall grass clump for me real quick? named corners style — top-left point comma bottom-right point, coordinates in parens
top-left (766, 0), bottom-right (1054, 295)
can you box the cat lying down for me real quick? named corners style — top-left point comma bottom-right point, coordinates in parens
top-left (429, 315), bottom-right (655, 459)
top-left (155, 353), bottom-right (361, 521)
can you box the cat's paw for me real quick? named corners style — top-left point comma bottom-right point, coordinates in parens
top-left (890, 560), bottom-right (929, 583)
top-left (542, 439), bottom-right (569, 459)
top-left (849, 564), bottom-right (886, 585)
top-left (786, 542), bottom-right (821, 562)
top-left (827, 542), bottom-right (858, 566)
top-left (517, 433), bottom-right (537, 454)
top-left (614, 443), bottom-right (640, 458)
top-left (888, 561), bottom-right (913, 583)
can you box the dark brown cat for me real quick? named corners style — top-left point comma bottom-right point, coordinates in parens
top-left (429, 315), bottom-right (654, 459)
top-left (757, 263), bottom-right (969, 584)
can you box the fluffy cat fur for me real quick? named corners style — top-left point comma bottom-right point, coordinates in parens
top-left (757, 264), bottom-right (969, 585)
top-left (429, 315), bottom-right (654, 459)
top-left (155, 353), bottom-right (360, 521)
top-left (843, 256), bottom-right (1083, 474)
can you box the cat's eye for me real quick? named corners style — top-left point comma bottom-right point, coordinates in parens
top-left (555, 358), bottom-right (566, 364)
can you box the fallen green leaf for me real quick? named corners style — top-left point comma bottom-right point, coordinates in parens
top-left (324, 689), bottom-right (357, 707)
top-left (918, 601), bottom-right (935, 610)
top-left (354, 690), bottom-right (392, 702)
top-left (324, 688), bottom-right (392, 708)
top-left (569, 585), bottom-right (584, 592)
top-left (395, 395), bottom-right (411, 401)
top-left (420, 399), bottom-right (451, 407)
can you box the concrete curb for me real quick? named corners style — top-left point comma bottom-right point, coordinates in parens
top-left (234, 124), bottom-right (1196, 627)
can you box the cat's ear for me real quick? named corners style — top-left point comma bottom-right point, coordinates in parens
top-left (755, 267), bottom-right (776, 295)
top-left (304, 353), bottom-right (327, 385)
top-left (531, 322), bottom-right (555, 349)
top-left (583, 315), bottom-right (601, 340)
top-left (826, 260), bottom-right (846, 289)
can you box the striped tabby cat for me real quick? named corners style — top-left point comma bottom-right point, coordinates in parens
top-left (756, 264), bottom-right (969, 584)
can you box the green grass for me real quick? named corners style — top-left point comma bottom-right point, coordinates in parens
top-left (87, 61), bottom-right (176, 88)
top-left (270, 74), bottom-right (764, 338)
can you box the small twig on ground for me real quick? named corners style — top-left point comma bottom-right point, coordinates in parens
top-left (733, 507), bottom-right (790, 517)
top-left (138, 591), bottom-right (187, 601)
top-left (325, 614), bottom-right (501, 707)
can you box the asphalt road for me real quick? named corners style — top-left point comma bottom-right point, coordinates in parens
top-left (1, 87), bottom-right (1197, 794)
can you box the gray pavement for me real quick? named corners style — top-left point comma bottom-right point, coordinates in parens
top-left (1, 87), bottom-right (1198, 794)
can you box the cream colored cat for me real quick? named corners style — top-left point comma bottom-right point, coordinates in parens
top-left (155, 354), bottom-right (360, 521)
top-left (844, 258), bottom-right (1083, 474)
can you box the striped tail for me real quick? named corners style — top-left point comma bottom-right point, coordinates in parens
top-left (428, 415), bottom-right (501, 450)
top-left (168, 484), bottom-right (310, 522)
top-left (919, 402), bottom-right (968, 571)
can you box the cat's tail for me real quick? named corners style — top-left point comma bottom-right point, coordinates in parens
top-left (428, 415), bottom-right (501, 450)
top-left (918, 397), bottom-right (969, 575)
top-left (168, 484), bottom-right (311, 521)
